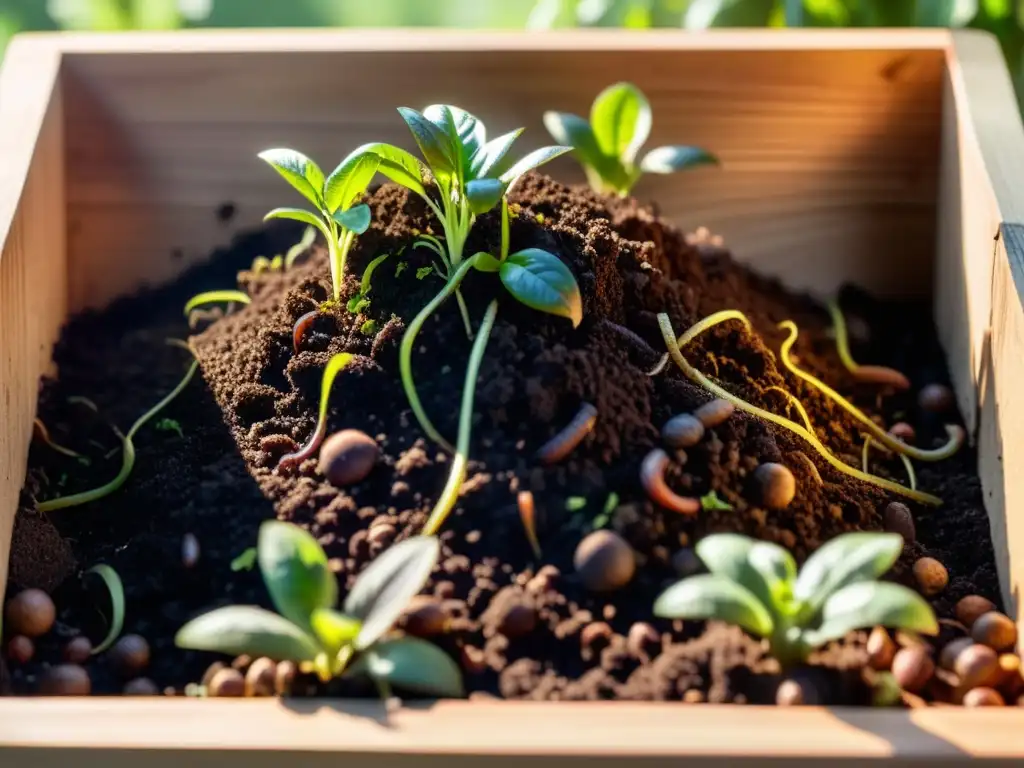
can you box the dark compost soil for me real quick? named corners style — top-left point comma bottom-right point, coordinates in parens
top-left (4, 173), bottom-right (1000, 703)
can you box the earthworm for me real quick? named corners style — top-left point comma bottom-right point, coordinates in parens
top-left (640, 448), bottom-right (700, 516)
top-left (535, 402), bottom-right (598, 464)
top-left (292, 310), bottom-right (319, 354)
top-left (600, 319), bottom-right (659, 360)
top-left (517, 491), bottom-right (542, 559)
top-left (276, 419), bottom-right (327, 472)
top-left (849, 364), bottom-right (911, 390)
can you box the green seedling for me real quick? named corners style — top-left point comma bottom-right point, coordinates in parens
top-left (250, 225), bottom-right (318, 274)
top-left (231, 547), bottom-right (258, 573)
top-left (276, 353), bottom-right (353, 471)
top-left (155, 418), bottom-right (184, 439)
top-left (176, 520), bottom-right (463, 698)
top-left (360, 319), bottom-right (378, 337)
top-left (565, 496), bottom-right (587, 512)
top-left (183, 290), bottom-right (251, 318)
top-left (395, 262), bottom-right (408, 278)
top-left (260, 148), bottom-right (379, 303)
top-left (544, 82), bottom-right (718, 197)
top-left (415, 266), bottom-right (434, 281)
top-left (700, 490), bottom-right (733, 512)
top-left (347, 253), bottom-right (390, 314)
top-left (85, 564), bottom-right (125, 654)
top-left (654, 532), bottom-right (937, 667)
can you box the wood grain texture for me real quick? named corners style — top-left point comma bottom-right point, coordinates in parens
top-left (0, 37), bottom-right (65, 604)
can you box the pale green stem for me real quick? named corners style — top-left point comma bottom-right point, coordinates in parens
top-left (327, 224), bottom-right (342, 303)
top-left (422, 299), bottom-right (498, 536)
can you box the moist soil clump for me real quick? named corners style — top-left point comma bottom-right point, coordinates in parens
top-left (5, 173), bottom-right (999, 703)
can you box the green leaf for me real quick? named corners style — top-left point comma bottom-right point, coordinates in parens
top-left (85, 564), bottom-right (125, 654)
top-left (793, 533), bottom-right (903, 618)
top-left (465, 178), bottom-right (505, 215)
top-left (499, 145), bottom-right (573, 187)
top-left (416, 266), bottom-right (434, 280)
top-left (264, 207), bottom-right (330, 240)
top-left (333, 203), bottom-right (371, 235)
top-left (543, 111), bottom-right (605, 168)
top-left (398, 107), bottom-right (455, 175)
top-left (589, 82), bottom-right (651, 164)
top-left (499, 248), bottom-right (583, 327)
top-left (805, 583), bottom-right (939, 648)
top-left (470, 128), bottom-right (524, 180)
top-left (699, 490), bottom-right (733, 511)
top-left (358, 143), bottom-right (426, 198)
top-left (346, 636), bottom-right (464, 698)
top-left (183, 290), bottom-right (251, 316)
top-left (915, 0), bottom-right (978, 27)
top-left (309, 607), bottom-right (362, 657)
top-left (684, 0), bottom-right (776, 28)
top-left (696, 534), bottom-right (796, 617)
top-left (360, 253), bottom-right (390, 296)
top-left (324, 148), bottom-right (381, 214)
top-left (316, 353), bottom-right (355, 430)
top-left (471, 251), bottom-right (502, 273)
top-left (653, 573), bottom-right (774, 638)
top-left (343, 535), bottom-right (440, 650)
top-left (640, 146), bottom-right (719, 174)
top-left (347, 296), bottom-right (370, 315)
top-left (424, 104), bottom-right (485, 172)
top-left (174, 605), bottom-right (321, 662)
top-left (230, 547), bottom-right (257, 572)
top-left (258, 149), bottom-right (325, 208)
top-left (257, 520), bottom-right (338, 633)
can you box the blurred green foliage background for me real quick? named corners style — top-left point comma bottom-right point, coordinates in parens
top-left (1, 1), bottom-right (1021, 101)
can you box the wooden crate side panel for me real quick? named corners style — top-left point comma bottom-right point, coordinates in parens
top-left (0, 40), bottom-right (66, 600)
top-left (62, 43), bottom-right (943, 312)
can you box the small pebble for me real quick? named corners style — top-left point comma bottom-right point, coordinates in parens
top-left (939, 637), bottom-right (974, 671)
top-left (123, 677), bottom-right (160, 696)
top-left (918, 383), bottom-right (954, 413)
top-left (367, 522), bottom-right (396, 548)
top-left (956, 595), bottom-right (997, 629)
top-left (275, 660), bottom-right (297, 696)
top-left (694, 399), bottom-right (735, 428)
top-left (682, 689), bottom-right (705, 704)
top-left (573, 530), bottom-right (636, 593)
top-left (997, 654), bottom-right (1023, 695)
top-left (208, 667), bottom-right (245, 697)
top-left (671, 547), bottom-right (703, 577)
top-left (580, 622), bottom-right (613, 649)
top-left (888, 422), bottom-right (916, 444)
top-left (181, 533), bottom-right (200, 568)
top-left (245, 657), bottom-right (277, 697)
top-left (110, 634), bottom-right (151, 677)
top-left (753, 462), bottom-right (796, 510)
top-left (912, 557), bottom-right (948, 596)
top-left (201, 661), bottom-right (226, 688)
top-left (526, 565), bottom-right (560, 594)
top-left (627, 622), bottom-right (660, 658)
top-left (883, 502), bottom-right (915, 545)
top-left (461, 645), bottom-right (487, 675)
top-left (6, 636), bottom-right (33, 664)
top-left (892, 646), bottom-right (934, 692)
top-left (4, 589), bottom-right (56, 638)
top-left (64, 636), bottom-right (92, 664)
top-left (39, 664), bottom-right (91, 696)
top-left (962, 687), bottom-right (1005, 707)
top-left (867, 627), bottom-right (896, 670)
top-left (776, 677), bottom-right (819, 706)
top-left (318, 429), bottom-right (379, 487)
top-left (972, 612), bottom-right (1017, 652)
top-left (661, 414), bottom-right (705, 449)
top-left (402, 596), bottom-right (448, 637)
top-left (954, 644), bottom-right (1000, 689)
top-left (499, 604), bottom-right (537, 639)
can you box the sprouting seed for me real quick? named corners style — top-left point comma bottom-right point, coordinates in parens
top-left (277, 353), bottom-right (354, 472)
top-left (86, 564), bottom-right (125, 654)
top-left (536, 402), bottom-right (598, 465)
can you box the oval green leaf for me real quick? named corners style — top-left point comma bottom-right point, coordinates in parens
top-left (794, 532), bottom-right (903, 618)
top-left (471, 251), bottom-right (502, 273)
top-left (696, 533), bottom-right (795, 616)
top-left (264, 207), bottom-right (331, 239)
top-left (425, 104), bottom-right (485, 171)
top-left (258, 149), bottom-right (325, 208)
top-left (174, 605), bottom-right (321, 662)
top-left (343, 535), bottom-right (440, 650)
top-left (317, 352), bottom-right (355, 427)
top-left (498, 145), bottom-right (573, 188)
top-left (465, 178), bottom-right (505, 215)
top-left (309, 607), bottom-right (362, 657)
top-left (499, 248), bottom-right (583, 327)
top-left (333, 203), bottom-right (371, 235)
top-left (258, 520), bottom-right (338, 632)
top-left (470, 128), bottom-right (524, 180)
top-left (589, 82), bottom-right (651, 165)
top-left (654, 573), bottom-right (774, 637)
top-left (347, 636), bottom-right (465, 698)
top-left (357, 142), bottom-right (426, 198)
top-left (805, 582), bottom-right (939, 648)
top-left (324, 149), bottom-right (381, 214)
top-left (397, 107), bottom-right (454, 175)
top-left (85, 564), bottom-right (125, 654)
top-left (183, 290), bottom-right (251, 317)
top-left (639, 145), bottom-right (720, 174)
top-left (360, 253), bottom-right (390, 296)
top-left (542, 111), bottom-right (604, 168)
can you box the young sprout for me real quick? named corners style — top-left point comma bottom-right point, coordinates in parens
top-left (700, 490), bottom-right (734, 512)
top-left (175, 520), bottom-right (463, 697)
top-left (827, 301), bottom-right (911, 389)
top-left (155, 418), bottom-right (184, 439)
top-left (230, 547), bottom-right (257, 573)
top-left (277, 353), bottom-right (354, 471)
top-left (654, 532), bottom-right (938, 667)
top-left (85, 564), bottom-right (125, 654)
top-left (544, 82), bottom-right (718, 197)
top-left (247, 225), bottom-right (318, 275)
top-left (862, 436), bottom-right (917, 491)
top-left (347, 253), bottom-right (390, 314)
top-left (260, 147), bottom-right (378, 303)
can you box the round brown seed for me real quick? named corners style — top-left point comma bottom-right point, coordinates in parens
top-left (39, 664), bottom-right (91, 696)
top-left (63, 636), bottom-right (92, 664)
top-left (956, 595), bottom-right (997, 629)
top-left (940, 637), bottom-right (975, 671)
top-left (661, 414), bottom-right (705, 449)
top-left (972, 612), bottom-right (1018, 652)
top-left (123, 677), bottom-right (160, 696)
top-left (996, 653), bottom-right (1023, 696)
top-left (499, 604), bottom-right (537, 639)
top-left (318, 429), bottom-right (379, 487)
top-left (693, 399), bottom-right (735, 428)
top-left (913, 557), bottom-right (948, 596)
top-left (962, 687), bottom-right (1005, 707)
top-left (753, 462), bottom-right (796, 510)
top-left (883, 502), bottom-right (915, 546)
top-left (6, 635), bottom-right (33, 664)
top-left (954, 644), bottom-right (1000, 689)
top-left (867, 627), bottom-right (896, 671)
top-left (889, 422), bottom-right (916, 444)
top-left (919, 383), bottom-right (955, 413)
top-left (110, 635), bottom-right (150, 677)
top-left (776, 677), bottom-right (819, 706)
top-left (208, 667), bottom-right (245, 697)
top-left (402, 596), bottom-right (448, 638)
top-left (4, 588), bottom-right (56, 638)
top-left (892, 646), bottom-right (935, 693)
top-left (245, 657), bottom-right (277, 697)
top-left (573, 530), bottom-right (636, 593)
top-left (275, 660), bottom-right (297, 696)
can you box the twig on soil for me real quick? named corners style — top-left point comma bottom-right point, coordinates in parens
top-left (600, 318), bottom-right (659, 360)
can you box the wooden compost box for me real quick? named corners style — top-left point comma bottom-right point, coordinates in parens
top-left (0, 27), bottom-right (1023, 765)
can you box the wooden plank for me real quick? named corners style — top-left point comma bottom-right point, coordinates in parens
top-left (58, 30), bottom-right (944, 311)
top-left (0, 37), bottom-right (65, 606)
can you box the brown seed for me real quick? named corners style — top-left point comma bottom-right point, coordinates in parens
top-left (201, 661), bottom-right (226, 688)
top-left (753, 462), bottom-right (796, 510)
top-left (918, 383), bottom-right (955, 413)
top-left (956, 595), bottom-right (997, 629)
top-left (367, 522), bottom-right (396, 548)
top-left (694, 399), bottom-right (735, 428)
top-left (954, 644), bottom-right (1000, 689)
top-left (661, 414), bottom-right (705, 449)
top-left (39, 664), bottom-right (91, 696)
top-left (6, 636), bottom-right (34, 664)
top-left (683, 689), bottom-right (705, 704)
top-left (573, 530), bottom-right (636, 593)
top-left (245, 657), bottom-right (277, 697)
top-left (888, 422), bottom-right (916, 444)
top-left (940, 637), bottom-right (975, 671)
top-left (883, 502), bottom-right (915, 545)
top-left (996, 653), bottom-right (1023, 696)
top-left (318, 429), bottom-right (379, 487)
top-left (4, 588), bottom-right (56, 638)
top-left (972, 612), bottom-right (1017, 652)
top-left (912, 557), bottom-right (948, 596)
top-left (499, 604), bottom-right (537, 639)
top-left (208, 667), bottom-right (245, 697)
top-left (962, 687), bottom-right (1005, 707)
top-left (776, 677), bottom-right (819, 706)
top-left (402, 595), bottom-right (448, 638)
top-left (892, 646), bottom-right (934, 692)
top-left (275, 660), bottom-right (297, 696)
top-left (671, 547), bottom-right (703, 577)
top-left (867, 627), bottom-right (897, 670)
top-left (63, 636), bottom-right (92, 664)
top-left (181, 533), bottom-right (200, 568)
top-left (627, 622), bottom-right (660, 658)
top-left (110, 634), bottom-right (150, 677)
top-left (123, 677), bottom-right (160, 696)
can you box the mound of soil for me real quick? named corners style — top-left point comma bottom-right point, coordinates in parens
top-left (4, 173), bottom-right (999, 704)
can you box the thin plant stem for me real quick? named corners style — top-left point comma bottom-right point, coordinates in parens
top-left (826, 300), bottom-right (909, 388)
top-left (422, 299), bottom-right (499, 535)
top-left (656, 312), bottom-right (942, 506)
top-left (863, 435), bottom-right (918, 491)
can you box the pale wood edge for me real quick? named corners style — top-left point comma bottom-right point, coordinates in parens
top-left (0, 700), bottom-right (1021, 763)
